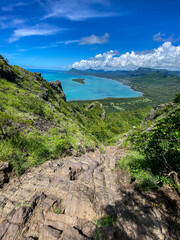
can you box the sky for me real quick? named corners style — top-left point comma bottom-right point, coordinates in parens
top-left (0, 0), bottom-right (180, 70)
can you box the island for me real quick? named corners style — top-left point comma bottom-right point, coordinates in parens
top-left (72, 78), bottom-right (85, 84)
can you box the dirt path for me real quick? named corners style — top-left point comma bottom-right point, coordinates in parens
top-left (0, 146), bottom-right (179, 240)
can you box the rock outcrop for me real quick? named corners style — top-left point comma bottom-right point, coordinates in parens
top-left (49, 80), bottom-right (66, 101)
top-left (0, 162), bottom-right (9, 188)
top-left (0, 146), bottom-right (179, 239)
top-left (0, 62), bottom-right (16, 83)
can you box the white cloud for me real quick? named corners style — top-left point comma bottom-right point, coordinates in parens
top-left (42, 0), bottom-right (118, 21)
top-left (72, 42), bottom-right (180, 71)
top-left (56, 40), bottom-right (80, 45)
top-left (55, 33), bottom-right (109, 45)
top-left (8, 24), bottom-right (62, 42)
top-left (1, 2), bottom-right (27, 11)
top-left (34, 43), bottom-right (58, 49)
top-left (153, 32), bottom-right (180, 43)
top-left (79, 33), bottom-right (109, 45)
top-left (0, 17), bottom-right (25, 29)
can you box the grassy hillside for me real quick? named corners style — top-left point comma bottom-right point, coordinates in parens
top-left (68, 67), bottom-right (180, 112)
top-left (0, 57), bottom-right (97, 174)
top-left (0, 57), bottom-right (150, 175)
top-left (118, 94), bottom-right (180, 191)
top-left (122, 73), bottom-right (180, 106)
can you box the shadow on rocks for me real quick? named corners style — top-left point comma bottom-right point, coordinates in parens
top-left (95, 188), bottom-right (180, 240)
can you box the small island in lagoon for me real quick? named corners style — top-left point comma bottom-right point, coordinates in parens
top-left (72, 78), bottom-right (85, 84)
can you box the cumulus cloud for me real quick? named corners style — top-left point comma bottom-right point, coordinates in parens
top-left (42, 0), bottom-right (118, 21)
top-left (79, 33), bottom-right (109, 45)
top-left (72, 42), bottom-right (180, 71)
top-left (153, 32), bottom-right (180, 43)
top-left (8, 24), bottom-right (62, 42)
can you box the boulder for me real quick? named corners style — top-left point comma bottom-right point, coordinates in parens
top-left (0, 162), bottom-right (9, 172)
top-left (0, 162), bottom-right (9, 187)
top-left (39, 225), bottom-right (62, 240)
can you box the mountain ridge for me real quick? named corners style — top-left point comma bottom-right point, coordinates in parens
top-left (68, 66), bottom-right (180, 77)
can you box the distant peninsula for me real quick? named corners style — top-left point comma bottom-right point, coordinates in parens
top-left (72, 78), bottom-right (85, 84)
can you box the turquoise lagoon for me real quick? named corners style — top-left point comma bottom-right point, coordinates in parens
top-left (30, 70), bottom-right (142, 101)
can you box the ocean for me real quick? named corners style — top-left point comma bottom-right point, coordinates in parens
top-left (29, 69), bottom-right (142, 101)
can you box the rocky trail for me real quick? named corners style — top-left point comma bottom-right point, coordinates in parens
top-left (0, 146), bottom-right (179, 240)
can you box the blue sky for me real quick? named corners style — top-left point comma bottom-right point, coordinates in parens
top-left (0, 0), bottom-right (180, 70)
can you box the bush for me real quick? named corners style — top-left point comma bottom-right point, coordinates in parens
top-left (123, 105), bottom-right (180, 190)
top-left (118, 150), bottom-right (159, 190)
top-left (173, 93), bottom-right (180, 103)
top-left (131, 108), bottom-right (180, 175)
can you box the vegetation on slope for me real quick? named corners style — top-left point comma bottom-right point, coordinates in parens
top-left (0, 56), bottom-right (150, 175)
top-left (71, 102), bottom-right (151, 145)
top-left (118, 94), bottom-right (180, 191)
top-left (72, 78), bottom-right (85, 84)
top-left (69, 67), bottom-right (180, 112)
top-left (1, 55), bottom-right (179, 190)
top-left (0, 57), bottom-right (96, 174)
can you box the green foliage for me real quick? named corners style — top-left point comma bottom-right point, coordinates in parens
top-left (118, 150), bottom-right (176, 191)
top-left (118, 102), bottom-right (180, 190)
top-left (118, 151), bottom-right (159, 190)
top-left (70, 70), bottom-right (180, 112)
top-left (72, 103), bottom-right (151, 145)
top-left (72, 78), bottom-right (85, 84)
top-left (0, 111), bottom-right (31, 140)
top-left (15, 201), bottom-right (33, 209)
top-left (94, 215), bottom-right (114, 228)
top-left (53, 206), bottom-right (63, 214)
top-left (0, 111), bottom-right (13, 138)
top-left (94, 215), bottom-right (115, 240)
top-left (0, 60), bottom-right (101, 174)
top-left (173, 93), bottom-right (180, 103)
top-left (23, 96), bottom-right (45, 116)
top-left (131, 107), bottom-right (180, 175)
top-left (53, 200), bottom-right (63, 214)
top-left (70, 97), bottom-right (152, 113)
top-left (1, 58), bottom-right (179, 182)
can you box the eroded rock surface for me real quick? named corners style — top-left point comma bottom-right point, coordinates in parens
top-left (0, 146), bottom-right (179, 239)
top-left (0, 162), bottom-right (9, 188)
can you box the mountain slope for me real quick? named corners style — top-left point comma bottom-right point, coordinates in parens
top-left (118, 95), bottom-right (180, 191)
top-left (0, 57), bottom-right (153, 175)
top-left (0, 57), bottom-right (179, 239)
top-left (0, 139), bottom-right (179, 239)
top-left (0, 58), bottom-right (100, 175)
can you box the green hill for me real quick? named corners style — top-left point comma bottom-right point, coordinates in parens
top-left (118, 94), bottom-right (180, 191)
top-left (0, 57), bottom-right (98, 174)
top-left (0, 57), bottom-right (151, 175)
top-left (69, 67), bottom-right (180, 112)
top-left (1, 56), bottom-right (179, 187)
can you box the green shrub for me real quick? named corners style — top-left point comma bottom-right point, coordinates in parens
top-left (94, 215), bottom-right (115, 240)
top-left (53, 199), bottom-right (63, 214)
top-left (121, 104), bottom-right (180, 190)
top-left (131, 108), bottom-right (180, 175)
top-left (173, 93), bottom-right (180, 103)
top-left (118, 150), bottom-right (165, 190)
